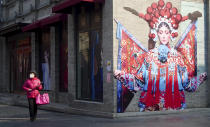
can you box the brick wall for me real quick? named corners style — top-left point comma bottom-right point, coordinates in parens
top-left (180, 0), bottom-right (208, 108)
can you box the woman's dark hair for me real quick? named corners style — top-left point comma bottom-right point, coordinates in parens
top-left (157, 22), bottom-right (171, 33)
top-left (29, 70), bottom-right (37, 77)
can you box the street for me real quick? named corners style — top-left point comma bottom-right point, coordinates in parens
top-left (0, 104), bottom-right (210, 127)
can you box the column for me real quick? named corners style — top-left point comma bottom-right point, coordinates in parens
top-left (50, 26), bottom-right (56, 91)
top-left (68, 14), bottom-right (76, 99)
top-left (31, 32), bottom-right (36, 70)
top-left (1, 37), bottom-right (9, 92)
top-left (0, 37), bottom-right (4, 91)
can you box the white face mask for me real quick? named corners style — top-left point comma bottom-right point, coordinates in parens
top-left (29, 73), bottom-right (35, 78)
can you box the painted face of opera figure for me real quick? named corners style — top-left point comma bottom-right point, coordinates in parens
top-left (157, 22), bottom-right (171, 45)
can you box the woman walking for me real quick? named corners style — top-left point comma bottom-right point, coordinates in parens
top-left (23, 70), bottom-right (42, 122)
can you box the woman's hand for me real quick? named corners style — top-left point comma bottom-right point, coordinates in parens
top-left (36, 85), bottom-right (42, 90)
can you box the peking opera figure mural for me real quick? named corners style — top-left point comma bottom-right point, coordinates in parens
top-left (114, 0), bottom-right (207, 112)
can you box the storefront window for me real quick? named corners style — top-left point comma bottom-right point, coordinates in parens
top-left (76, 4), bottom-right (103, 102)
top-left (40, 28), bottom-right (51, 90)
top-left (9, 37), bottom-right (31, 93)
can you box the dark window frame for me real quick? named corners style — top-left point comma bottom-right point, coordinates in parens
top-left (56, 19), bottom-right (69, 92)
top-left (75, 3), bottom-right (103, 102)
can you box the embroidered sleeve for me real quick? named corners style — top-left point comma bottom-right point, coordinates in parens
top-left (118, 63), bottom-right (146, 91)
top-left (179, 65), bottom-right (207, 92)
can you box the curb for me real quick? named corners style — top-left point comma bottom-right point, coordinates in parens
top-left (1, 93), bottom-right (210, 118)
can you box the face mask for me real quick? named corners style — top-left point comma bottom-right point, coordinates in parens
top-left (29, 73), bottom-right (35, 78)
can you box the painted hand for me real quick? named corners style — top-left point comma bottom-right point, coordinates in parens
top-left (199, 72), bottom-right (207, 84)
top-left (114, 70), bottom-right (121, 79)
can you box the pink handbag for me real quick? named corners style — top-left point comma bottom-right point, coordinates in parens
top-left (36, 93), bottom-right (50, 105)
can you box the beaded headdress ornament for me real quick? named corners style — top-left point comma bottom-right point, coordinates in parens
top-left (138, 0), bottom-right (188, 41)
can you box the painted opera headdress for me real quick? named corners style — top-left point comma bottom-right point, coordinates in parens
top-left (138, 0), bottom-right (189, 41)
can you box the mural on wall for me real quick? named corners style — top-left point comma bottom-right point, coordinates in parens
top-left (114, 0), bottom-right (207, 113)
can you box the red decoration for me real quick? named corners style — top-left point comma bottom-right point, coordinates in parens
top-left (149, 33), bottom-right (156, 39)
top-left (152, 3), bottom-right (158, 9)
top-left (171, 33), bottom-right (175, 38)
top-left (166, 2), bottom-right (172, 9)
top-left (136, 0), bottom-right (189, 39)
top-left (152, 17), bottom-right (158, 23)
top-left (158, 6), bottom-right (162, 10)
top-left (176, 14), bottom-right (182, 22)
top-left (171, 32), bottom-right (178, 38)
top-left (160, 9), bottom-right (165, 17)
top-left (164, 8), bottom-right (168, 12)
top-left (171, 17), bottom-right (177, 24)
top-left (171, 7), bottom-right (178, 15)
top-left (174, 32), bottom-right (178, 37)
top-left (139, 13), bottom-right (145, 18)
top-left (152, 8), bottom-right (156, 13)
top-left (149, 33), bottom-right (153, 38)
top-left (182, 16), bottom-right (189, 21)
top-left (152, 33), bottom-right (156, 38)
top-left (154, 10), bottom-right (160, 18)
top-left (173, 23), bottom-right (179, 29)
top-left (150, 22), bottom-right (155, 28)
top-left (145, 14), bottom-right (151, 21)
top-left (147, 7), bottom-right (153, 14)
top-left (158, 0), bottom-right (165, 7)
top-left (165, 10), bottom-right (171, 18)
top-left (171, 15), bottom-right (177, 20)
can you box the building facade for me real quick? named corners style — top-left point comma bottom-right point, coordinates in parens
top-left (0, 0), bottom-right (209, 117)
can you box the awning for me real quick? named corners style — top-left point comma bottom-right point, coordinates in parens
top-left (0, 23), bottom-right (28, 36)
top-left (52, 0), bottom-right (105, 13)
top-left (22, 14), bottom-right (67, 32)
top-left (22, 21), bottom-right (41, 32)
top-left (40, 14), bottom-right (67, 26)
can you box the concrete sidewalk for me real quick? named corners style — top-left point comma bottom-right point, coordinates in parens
top-left (0, 104), bottom-right (210, 127)
top-left (1, 93), bottom-right (210, 118)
